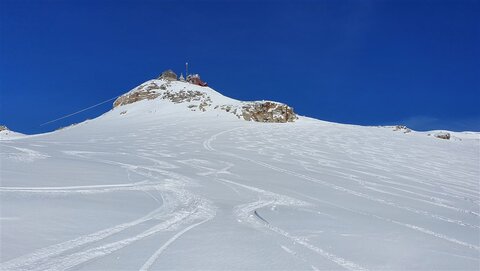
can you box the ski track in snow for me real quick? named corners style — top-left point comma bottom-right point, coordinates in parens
top-left (0, 144), bottom-right (50, 162)
top-left (215, 178), bottom-right (368, 271)
top-left (204, 127), bottom-right (480, 254)
top-left (139, 216), bottom-right (213, 271)
top-left (204, 128), bottom-right (370, 270)
top-left (0, 181), bottom-right (156, 195)
top-left (1, 190), bottom-right (212, 271)
top-left (25, 206), bottom-right (212, 271)
top-left (1, 150), bottom-right (216, 271)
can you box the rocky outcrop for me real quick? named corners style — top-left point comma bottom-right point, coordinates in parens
top-left (163, 90), bottom-right (213, 112)
top-left (163, 90), bottom-right (211, 104)
top-left (240, 102), bottom-right (297, 123)
top-left (113, 82), bottom-right (162, 107)
top-left (158, 70), bottom-right (177, 81)
top-left (215, 102), bottom-right (297, 123)
top-left (434, 132), bottom-right (451, 140)
top-left (0, 125), bottom-right (8, 132)
top-left (113, 81), bottom-right (213, 108)
top-left (113, 79), bottom-right (298, 123)
top-left (393, 125), bottom-right (412, 133)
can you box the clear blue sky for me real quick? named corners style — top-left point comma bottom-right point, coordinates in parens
top-left (1, 0), bottom-right (479, 134)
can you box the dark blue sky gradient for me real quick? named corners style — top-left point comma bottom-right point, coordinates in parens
top-left (1, 0), bottom-right (479, 134)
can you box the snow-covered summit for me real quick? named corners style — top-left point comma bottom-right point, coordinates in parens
top-left (112, 76), bottom-right (297, 123)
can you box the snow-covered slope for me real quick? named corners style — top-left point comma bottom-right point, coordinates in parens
top-left (1, 79), bottom-right (479, 270)
top-left (0, 126), bottom-right (25, 140)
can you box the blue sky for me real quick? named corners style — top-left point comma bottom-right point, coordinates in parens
top-left (1, 0), bottom-right (478, 134)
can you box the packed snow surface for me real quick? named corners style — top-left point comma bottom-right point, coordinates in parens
top-left (1, 82), bottom-right (479, 270)
top-left (0, 129), bottom-right (25, 140)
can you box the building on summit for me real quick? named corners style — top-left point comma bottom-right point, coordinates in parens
top-left (158, 64), bottom-right (208, 87)
top-left (186, 74), bottom-right (208, 87)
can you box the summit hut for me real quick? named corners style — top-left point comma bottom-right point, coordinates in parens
top-left (187, 74), bottom-right (208, 86)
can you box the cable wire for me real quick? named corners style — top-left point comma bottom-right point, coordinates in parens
top-left (40, 95), bottom-right (120, 126)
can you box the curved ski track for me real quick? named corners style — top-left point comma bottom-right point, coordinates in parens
top-left (204, 128), bottom-right (370, 271)
top-left (1, 152), bottom-right (216, 271)
top-left (202, 126), bottom-right (480, 270)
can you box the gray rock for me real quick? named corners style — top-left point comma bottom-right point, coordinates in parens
top-left (434, 132), bottom-right (451, 140)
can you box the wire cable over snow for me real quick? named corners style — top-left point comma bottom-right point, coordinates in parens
top-left (40, 95), bottom-right (121, 126)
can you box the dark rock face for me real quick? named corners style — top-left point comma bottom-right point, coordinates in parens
top-left (158, 70), bottom-right (178, 81)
